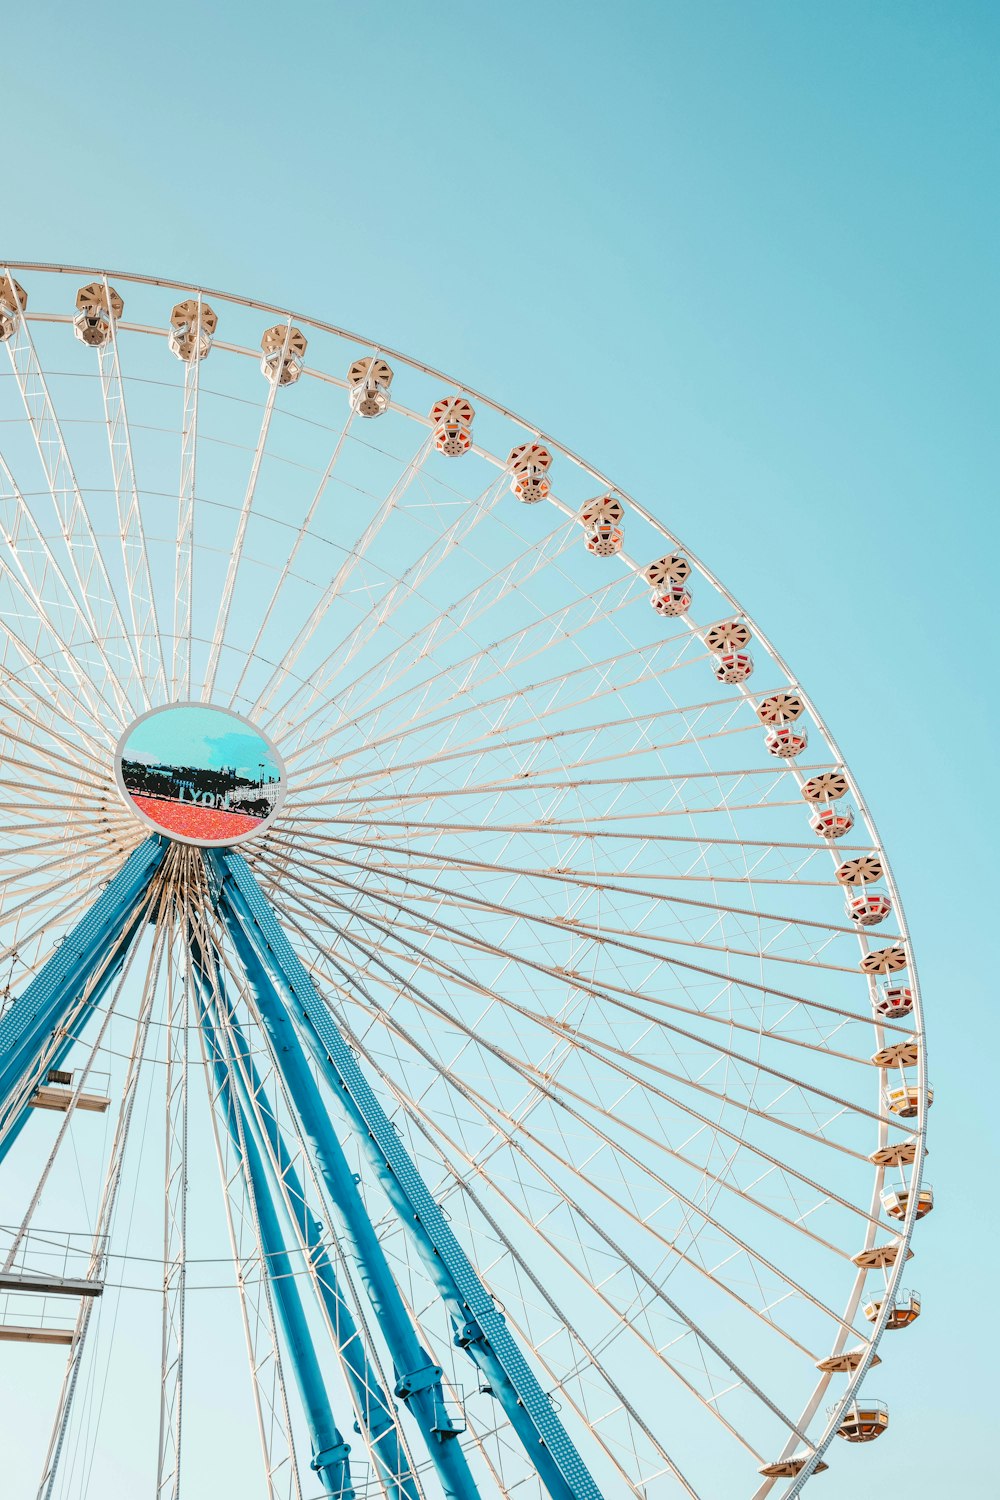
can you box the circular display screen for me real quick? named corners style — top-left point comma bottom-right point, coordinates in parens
top-left (114, 703), bottom-right (286, 848)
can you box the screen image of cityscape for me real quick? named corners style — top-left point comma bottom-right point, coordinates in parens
top-left (124, 707), bottom-right (281, 781)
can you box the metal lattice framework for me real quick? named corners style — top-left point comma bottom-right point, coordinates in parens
top-left (0, 263), bottom-right (930, 1500)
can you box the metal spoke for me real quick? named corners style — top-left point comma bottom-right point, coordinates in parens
top-left (98, 280), bottom-right (169, 703)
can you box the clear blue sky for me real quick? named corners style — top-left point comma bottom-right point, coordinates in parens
top-left (3, 1), bottom-right (997, 1491)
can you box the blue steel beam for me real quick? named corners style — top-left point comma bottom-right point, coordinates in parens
top-left (0, 837), bottom-right (166, 1133)
top-left (192, 942), bottom-right (420, 1500)
top-left (195, 961), bottom-right (355, 1499)
top-left (206, 874), bottom-right (482, 1500)
top-left (209, 850), bottom-right (604, 1500)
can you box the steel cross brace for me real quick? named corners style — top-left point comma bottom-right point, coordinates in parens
top-left (192, 939), bottom-right (420, 1500)
top-left (208, 849), bottom-right (604, 1500)
top-left (0, 836), bottom-right (166, 1137)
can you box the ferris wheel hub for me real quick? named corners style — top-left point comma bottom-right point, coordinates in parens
top-left (113, 702), bottom-right (285, 848)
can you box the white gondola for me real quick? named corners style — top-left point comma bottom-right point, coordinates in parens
top-left (584, 520), bottom-right (624, 557)
top-left (809, 803), bottom-right (855, 839)
top-left (847, 890), bottom-right (892, 925)
top-left (168, 298), bottom-right (217, 362)
top-left (348, 355), bottom-right (394, 416)
top-left (507, 441), bottom-right (552, 502)
top-left (651, 581), bottom-right (691, 616)
top-left (801, 770), bottom-right (849, 802)
top-left (73, 281), bottom-right (123, 347)
top-left (881, 1182), bottom-right (934, 1220)
top-left (863, 1288), bottom-right (921, 1328)
top-left (702, 616), bottom-right (750, 651)
top-left (713, 650), bottom-right (753, 683)
top-left (430, 396), bottom-right (475, 456)
top-left (260, 325), bottom-right (307, 386)
top-left (0, 273), bottom-right (27, 342)
top-left (873, 982), bottom-right (914, 1020)
top-left (831, 1400), bottom-right (889, 1442)
top-left (884, 1082), bottom-right (933, 1119)
top-left (860, 945), bottom-right (907, 976)
top-left (764, 724), bottom-right (808, 758)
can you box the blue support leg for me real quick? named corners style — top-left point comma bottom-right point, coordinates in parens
top-left (208, 850), bottom-right (603, 1500)
top-left (205, 860), bottom-right (483, 1500)
top-left (193, 942), bottom-right (420, 1500)
top-left (195, 964), bottom-right (355, 1499)
top-left (0, 837), bottom-right (166, 1144)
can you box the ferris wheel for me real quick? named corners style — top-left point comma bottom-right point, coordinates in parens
top-left (0, 263), bottom-right (930, 1500)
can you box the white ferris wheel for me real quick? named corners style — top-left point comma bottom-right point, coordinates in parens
top-left (0, 263), bottom-right (930, 1500)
